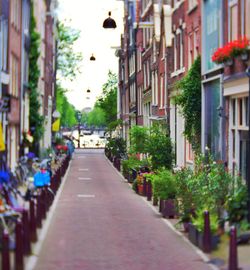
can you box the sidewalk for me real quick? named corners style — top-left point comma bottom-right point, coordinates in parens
top-left (30, 149), bottom-right (215, 270)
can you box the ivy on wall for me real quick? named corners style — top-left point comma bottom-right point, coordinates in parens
top-left (28, 3), bottom-right (44, 152)
top-left (174, 56), bottom-right (202, 153)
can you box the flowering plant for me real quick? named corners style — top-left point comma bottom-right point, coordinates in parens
top-left (23, 131), bottom-right (34, 146)
top-left (212, 36), bottom-right (250, 64)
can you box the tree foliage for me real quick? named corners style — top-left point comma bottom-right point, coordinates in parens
top-left (87, 106), bottom-right (106, 127)
top-left (129, 125), bottom-right (148, 154)
top-left (174, 56), bottom-right (202, 153)
top-left (56, 21), bottom-right (83, 81)
top-left (55, 21), bottom-right (83, 127)
top-left (96, 71), bottom-right (117, 125)
top-left (28, 3), bottom-right (44, 151)
top-left (147, 124), bottom-right (173, 170)
top-left (56, 86), bottom-right (77, 127)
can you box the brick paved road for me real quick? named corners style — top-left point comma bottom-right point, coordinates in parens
top-left (33, 149), bottom-right (214, 270)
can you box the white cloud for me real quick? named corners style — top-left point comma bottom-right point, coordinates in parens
top-left (58, 0), bottom-right (124, 110)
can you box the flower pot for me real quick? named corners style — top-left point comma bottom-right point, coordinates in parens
top-left (183, 222), bottom-right (189, 233)
top-left (153, 197), bottom-right (158, 206)
top-left (241, 52), bottom-right (249, 61)
top-left (224, 59), bottom-right (233, 66)
top-left (161, 199), bottom-right (177, 218)
top-left (188, 223), bottom-right (199, 246)
top-left (197, 231), bottom-right (220, 251)
top-left (137, 184), bottom-right (144, 195)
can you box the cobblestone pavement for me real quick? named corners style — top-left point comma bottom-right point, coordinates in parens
top-left (33, 149), bottom-right (214, 270)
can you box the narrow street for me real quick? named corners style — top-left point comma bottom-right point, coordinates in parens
top-left (32, 149), bottom-right (213, 270)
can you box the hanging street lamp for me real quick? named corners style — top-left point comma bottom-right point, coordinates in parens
top-left (90, 54), bottom-right (96, 61)
top-left (103, 11), bottom-right (117, 29)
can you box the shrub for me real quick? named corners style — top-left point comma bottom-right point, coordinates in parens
top-left (152, 170), bottom-right (176, 200)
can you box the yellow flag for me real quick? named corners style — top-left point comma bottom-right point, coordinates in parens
top-left (0, 122), bottom-right (5, 151)
top-left (52, 118), bottom-right (60, 132)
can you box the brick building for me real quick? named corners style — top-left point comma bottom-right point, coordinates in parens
top-left (8, 0), bottom-right (22, 169)
top-left (222, 0), bottom-right (250, 178)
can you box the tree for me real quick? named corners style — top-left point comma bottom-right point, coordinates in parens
top-left (96, 71), bottom-right (117, 126)
top-left (55, 20), bottom-right (83, 128)
top-left (56, 21), bottom-right (83, 81)
top-left (87, 106), bottom-right (106, 127)
top-left (56, 86), bottom-right (77, 127)
top-left (28, 3), bottom-right (44, 153)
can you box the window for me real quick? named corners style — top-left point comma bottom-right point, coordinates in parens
top-left (188, 34), bottom-right (193, 68)
top-left (1, 20), bottom-right (8, 71)
top-left (155, 71), bottom-right (158, 105)
top-left (173, 0), bottom-right (180, 8)
top-left (160, 75), bottom-right (164, 108)
top-left (174, 35), bottom-right (177, 71)
top-left (10, 54), bottom-right (19, 97)
top-left (244, 0), bottom-right (250, 38)
top-left (186, 141), bottom-right (194, 162)
top-left (194, 30), bottom-right (199, 59)
top-left (180, 29), bottom-right (183, 68)
top-left (189, 0), bottom-right (197, 10)
top-left (138, 87), bottom-right (142, 115)
top-left (229, 1), bottom-right (238, 41)
top-left (11, 0), bottom-right (20, 30)
top-left (137, 48), bottom-right (142, 71)
top-left (230, 96), bottom-right (249, 180)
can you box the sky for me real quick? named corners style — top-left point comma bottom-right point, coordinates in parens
top-left (57, 0), bottom-right (124, 111)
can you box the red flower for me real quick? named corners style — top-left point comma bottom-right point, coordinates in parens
top-left (211, 36), bottom-right (250, 64)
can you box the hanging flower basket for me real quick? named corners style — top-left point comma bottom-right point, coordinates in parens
top-left (212, 36), bottom-right (250, 64)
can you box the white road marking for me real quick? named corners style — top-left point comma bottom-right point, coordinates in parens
top-left (77, 194), bottom-right (95, 198)
top-left (77, 156), bottom-right (86, 159)
top-left (78, 177), bottom-right (92, 180)
top-left (78, 168), bottom-right (89, 171)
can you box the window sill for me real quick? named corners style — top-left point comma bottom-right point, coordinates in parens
top-left (171, 67), bottom-right (186, 78)
top-left (187, 4), bottom-right (198, 15)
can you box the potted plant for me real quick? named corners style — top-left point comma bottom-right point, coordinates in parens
top-left (175, 167), bottom-right (196, 231)
top-left (152, 169), bottom-right (177, 218)
top-left (190, 209), bottom-right (220, 251)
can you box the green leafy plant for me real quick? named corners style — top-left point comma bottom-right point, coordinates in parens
top-left (151, 169), bottom-right (176, 200)
top-left (174, 56), bottom-right (201, 153)
top-left (105, 137), bottom-right (127, 158)
top-left (226, 176), bottom-right (248, 224)
top-left (175, 167), bottom-right (195, 222)
top-left (147, 123), bottom-right (173, 170)
top-left (129, 125), bottom-right (149, 154)
top-left (121, 155), bottom-right (141, 176)
top-left (191, 209), bottom-right (218, 234)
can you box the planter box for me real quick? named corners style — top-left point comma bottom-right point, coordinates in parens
top-left (137, 184), bottom-right (144, 195)
top-left (188, 223), bottom-right (220, 251)
top-left (188, 223), bottom-right (199, 246)
top-left (161, 199), bottom-right (177, 218)
top-left (197, 231), bottom-right (220, 251)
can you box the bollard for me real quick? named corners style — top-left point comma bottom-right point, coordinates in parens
top-left (147, 180), bottom-right (152, 201)
top-left (22, 209), bottom-right (31, 255)
top-left (203, 210), bottom-right (212, 253)
top-left (228, 226), bottom-right (238, 270)
top-left (36, 195), bottom-right (42, 228)
top-left (29, 199), bottom-right (37, 242)
top-left (117, 158), bottom-right (121, 172)
top-left (15, 219), bottom-right (24, 270)
top-left (50, 174), bottom-right (56, 194)
top-left (2, 230), bottom-right (10, 270)
top-left (143, 177), bottom-right (147, 196)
